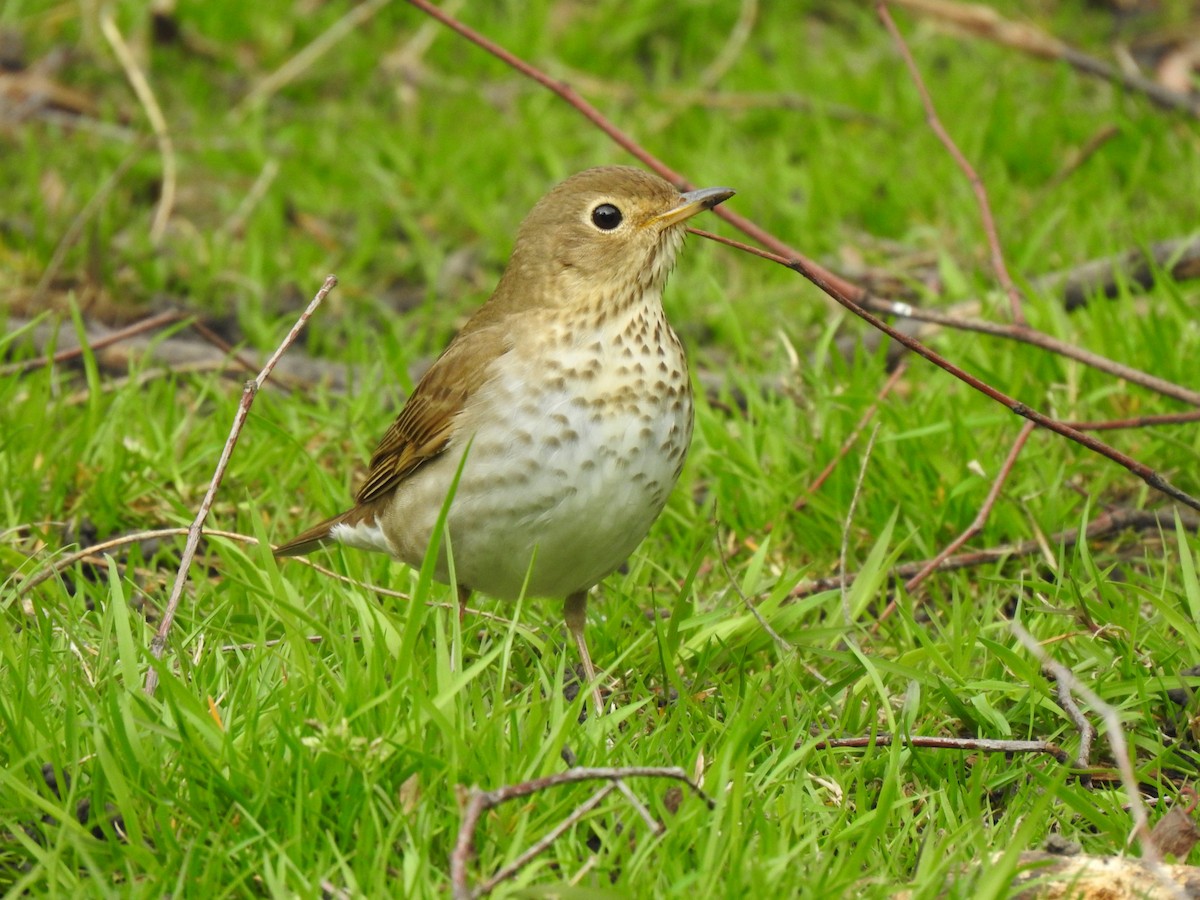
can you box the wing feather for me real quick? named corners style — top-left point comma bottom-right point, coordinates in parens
top-left (354, 325), bottom-right (508, 505)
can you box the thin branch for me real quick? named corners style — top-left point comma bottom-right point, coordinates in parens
top-left (98, 9), bottom-right (175, 244)
top-left (237, 0), bottom-right (392, 113)
top-left (790, 507), bottom-right (1197, 599)
top-left (1068, 410), bottom-right (1200, 432)
top-left (915, 423), bottom-right (1034, 590)
top-left (889, 0), bottom-right (1200, 120)
top-left (17, 527), bottom-right (234, 598)
top-left (401, 0), bottom-right (859, 312)
top-left (1009, 622), bottom-right (1182, 895)
top-left (472, 784), bottom-right (618, 898)
top-left (695, 0), bottom-right (757, 92)
top-left (613, 778), bottom-right (665, 837)
top-left (872, 420), bottom-right (1035, 630)
top-left (878, 1), bottom-right (1024, 324)
top-left (689, 230), bottom-right (1200, 513)
top-left (0, 310), bottom-right (189, 377)
top-left (143, 276), bottom-right (337, 696)
top-left (189, 319), bottom-right (293, 391)
top-left (450, 766), bottom-right (711, 899)
top-left (857, 294), bottom-right (1200, 408)
top-left (220, 157), bottom-right (281, 236)
top-left (1048, 668), bottom-right (1097, 774)
top-left (714, 518), bottom-right (794, 655)
top-left (1046, 123), bottom-right (1120, 189)
top-left (812, 732), bottom-right (1069, 764)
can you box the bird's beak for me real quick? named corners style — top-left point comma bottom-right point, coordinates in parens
top-left (651, 186), bottom-right (736, 228)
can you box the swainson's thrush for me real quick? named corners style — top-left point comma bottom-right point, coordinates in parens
top-left (275, 166), bottom-right (734, 715)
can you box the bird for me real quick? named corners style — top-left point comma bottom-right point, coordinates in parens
top-left (274, 166), bottom-right (734, 716)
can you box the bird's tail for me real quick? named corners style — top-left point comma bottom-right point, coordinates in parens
top-left (272, 512), bottom-right (347, 557)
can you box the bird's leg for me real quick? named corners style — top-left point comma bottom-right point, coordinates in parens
top-left (564, 590), bottom-right (604, 718)
top-left (457, 584), bottom-right (471, 625)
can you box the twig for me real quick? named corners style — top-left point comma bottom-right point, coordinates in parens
top-left (17, 527), bottom-right (234, 598)
top-left (237, 0), bottom-right (392, 113)
top-left (613, 778), bottom-right (665, 837)
top-left (871, 420), bottom-right (1034, 630)
top-left (793, 361), bottom-right (908, 511)
top-left (713, 518), bottom-right (794, 655)
top-left (790, 507), bottom-right (1197, 599)
top-left (143, 276), bottom-right (337, 696)
top-left (98, 8), bottom-right (175, 244)
top-left (909, 422), bottom-right (1035, 587)
top-left (471, 784), bottom-right (618, 898)
top-left (688, 230), bottom-right (1200, 513)
top-left (856, 293), bottom-right (1200, 408)
top-left (1009, 622), bottom-right (1168, 879)
top-left (0, 310), bottom-right (189, 377)
top-left (812, 732), bottom-right (1068, 764)
top-left (889, 0), bottom-right (1200, 120)
top-left (189, 319), bottom-right (292, 391)
top-left (402, 0), bottom-right (859, 313)
top-left (1048, 668), bottom-right (1097, 774)
top-left (878, 1), bottom-right (1024, 324)
top-left (696, 0), bottom-right (757, 91)
top-left (220, 158), bottom-right (281, 236)
top-left (1047, 124), bottom-right (1120, 188)
top-left (838, 233), bottom-right (1200, 363)
top-left (389, 0), bottom-right (465, 76)
top-left (450, 766), bottom-right (711, 899)
top-left (1068, 410), bottom-right (1200, 432)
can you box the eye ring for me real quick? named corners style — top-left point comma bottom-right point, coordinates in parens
top-left (590, 203), bottom-right (623, 231)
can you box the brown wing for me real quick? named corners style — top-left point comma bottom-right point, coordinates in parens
top-left (354, 324), bottom-right (509, 505)
top-left (273, 322), bottom-right (510, 558)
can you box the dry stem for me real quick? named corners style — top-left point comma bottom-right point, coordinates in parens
top-left (691, 230), bottom-right (1200, 513)
top-left (98, 9), bottom-right (175, 243)
top-left (813, 733), bottom-right (1069, 763)
top-left (143, 275), bottom-right (337, 696)
top-left (878, 2), bottom-right (1024, 324)
top-left (1009, 622), bottom-right (1182, 896)
top-left (449, 766), bottom-right (710, 899)
top-left (790, 506), bottom-right (1195, 600)
top-left (890, 0), bottom-right (1200, 119)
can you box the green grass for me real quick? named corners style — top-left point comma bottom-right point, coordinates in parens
top-left (4, 0), bottom-right (1200, 895)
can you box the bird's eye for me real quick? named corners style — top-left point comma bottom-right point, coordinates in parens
top-left (590, 203), bottom-right (623, 231)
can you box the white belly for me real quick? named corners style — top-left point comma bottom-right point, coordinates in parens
top-left (369, 311), bottom-right (693, 600)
